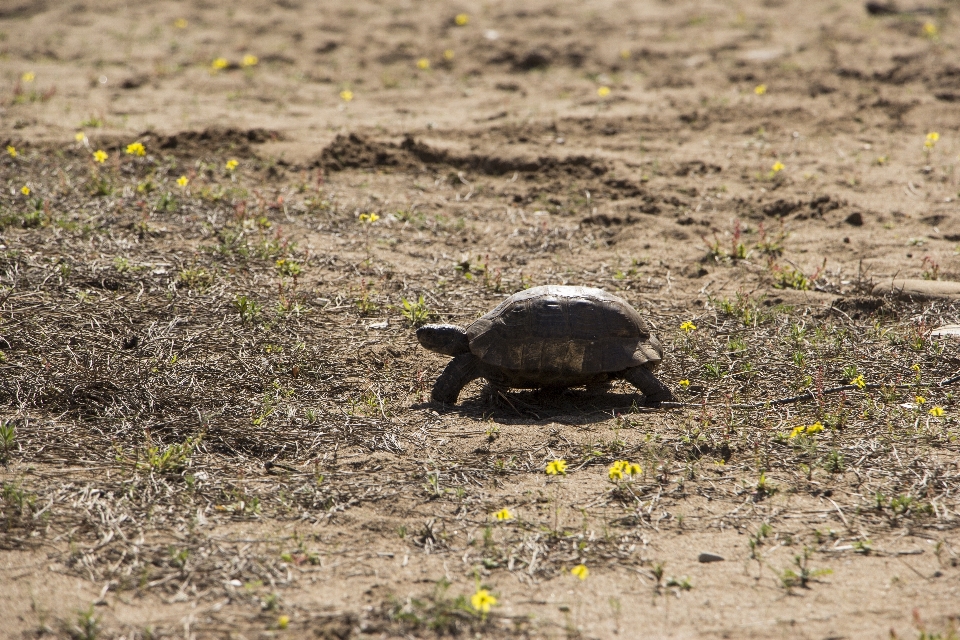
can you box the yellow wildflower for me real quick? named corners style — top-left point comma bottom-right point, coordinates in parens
top-left (242, 54), bottom-right (259, 67)
top-left (340, 89), bottom-right (354, 102)
top-left (177, 176), bottom-right (189, 187)
top-left (21, 71), bottom-right (35, 83)
top-left (679, 379), bottom-right (690, 387)
top-left (226, 159), bottom-right (239, 171)
top-left (470, 589), bottom-right (496, 613)
top-left (620, 49), bottom-right (631, 59)
top-left (495, 508), bottom-right (512, 521)
top-left (925, 132), bottom-right (940, 149)
top-left (277, 615), bottom-right (289, 629)
top-left (6, 145), bottom-right (16, 158)
top-left (545, 459), bottom-right (567, 475)
top-left (680, 321), bottom-right (697, 332)
top-left (20, 185), bottom-right (30, 196)
top-left (570, 564), bottom-right (589, 580)
top-left (609, 460), bottom-right (640, 480)
top-left (93, 150), bottom-right (108, 163)
top-left (75, 132), bottom-right (86, 142)
top-left (597, 86), bottom-right (611, 98)
top-left (455, 13), bottom-right (469, 26)
top-left (125, 142), bottom-right (146, 156)
top-left (173, 18), bottom-right (188, 29)
top-left (911, 363), bottom-right (921, 372)
top-left (417, 58), bottom-right (430, 70)
top-left (929, 406), bottom-right (944, 417)
top-left (358, 213), bottom-right (380, 224)
top-left (754, 84), bottom-right (767, 95)
top-left (851, 375), bottom-right (866, 390)
top-left (211, 57), bottom-right (229, 71)
top-left (789, 422), bottom-right (823, 438)
top-left (923, 22), bottom-right (938, 38)
top-left (771, 161), bottom-right (785, 173)
top-left (915, 395), bottom-right (926, 405)
top-left (443, 49), bottom-right (455, 60)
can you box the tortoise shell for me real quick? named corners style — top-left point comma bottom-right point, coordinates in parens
top-left (465, 285), bottom-right (661, 374)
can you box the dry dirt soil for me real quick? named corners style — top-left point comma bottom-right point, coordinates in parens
top-left (2, 0), bottom-right (960, 638)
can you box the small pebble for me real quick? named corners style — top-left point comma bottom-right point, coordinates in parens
top-left (698, 553), bottom-right (724, 563)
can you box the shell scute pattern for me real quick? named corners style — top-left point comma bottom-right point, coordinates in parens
top-left (467, 286), bottom-right (659, 375)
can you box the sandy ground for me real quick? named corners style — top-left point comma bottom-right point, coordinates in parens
top-left (2, 0), bottom-right (960, 638)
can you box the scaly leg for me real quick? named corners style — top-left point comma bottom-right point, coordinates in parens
top-left (622, 366), bottom-right (673, 405)
top-left (431, 353), bottom-right (483, 404)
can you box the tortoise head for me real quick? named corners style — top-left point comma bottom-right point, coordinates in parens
top-left (416, 324), bottom-right (470, 356)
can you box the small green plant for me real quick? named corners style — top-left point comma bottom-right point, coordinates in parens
top-left (219, 488), bottom-right (262, 516)
top-left (777, 547), bottom-right (831, 590)
top-left (66, 606), bottom-right (100, 640)
top-left (822, 449), bottom-right (844, 473)
top-left (841, 365), bottom-right (859, 382)
top-left (234, 295), bottom-right (262, 323)
top-left (748, 522), bottom-right (772, 559)
top-left (0, 419), bottom-right (15, 461)
top-left (481, 259), bottom-right (502, 291)
top-left (651, 562), bottom-right (665, 588)
top-left (276, 258), bottom-right (302, 278)
top-left (727, 336), bottom-right (747, 353)
top-left (178, 267), bottom-right (215, 290)
top-left (424, 470), bottom-right (442, 498)
top-left (890, 494), bottom-right (915, 516)
top-left (704, 362), bottom-right (724, 379)
top-left (389, 579), bottom-right (494, 634)
top-left (703, 235), bottom-right (723, 260)
top-left (354, 284), bottom-right (379, 315)
top-left (262, 592), bottom-right (280, 611)
top-left (710, 292), bottom-right (771, 326)
top-left (400, 295), bottom-right (432, 326)
top-left (87, 171), bottom-right (113, 197)
top-left (133, 433), bottom-right (202, 474)
top-left (921, 256), bottom-right (940, 281)
top-left (168, 547), bottom-right (190, 569)
top-left (772, 264), bottom-right (809, 290)
top-left (1, 481), bottom-right (35, 516)
top-left (755, 220), bottom-right (787, 256)
top-left (755, 472), bottom-right (777, 497)
top-left (666, 576), bottom-right (692, 590)
top-left (907, 321), bottom-right (932, 352)
top-left (155, 191), bottom-right (178, 212)
top-left (455, 256), bottom-right (484, 281)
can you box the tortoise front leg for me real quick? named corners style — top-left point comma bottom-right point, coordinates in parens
top-left (623, 366), bottom-right (673, 405)
top-left (431, 353), bottom-right (483, 404)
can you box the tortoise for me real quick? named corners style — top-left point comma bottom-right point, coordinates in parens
top-left (416, 285), bottom-right (672, 405)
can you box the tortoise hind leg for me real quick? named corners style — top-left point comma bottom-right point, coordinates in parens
top-left (623, 366), bottom-right (672, 405)
top-left (431, 353), bottom-right (483, 404)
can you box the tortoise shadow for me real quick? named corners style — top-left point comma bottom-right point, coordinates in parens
top-left (411, 388), bottom-right (657, 425)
